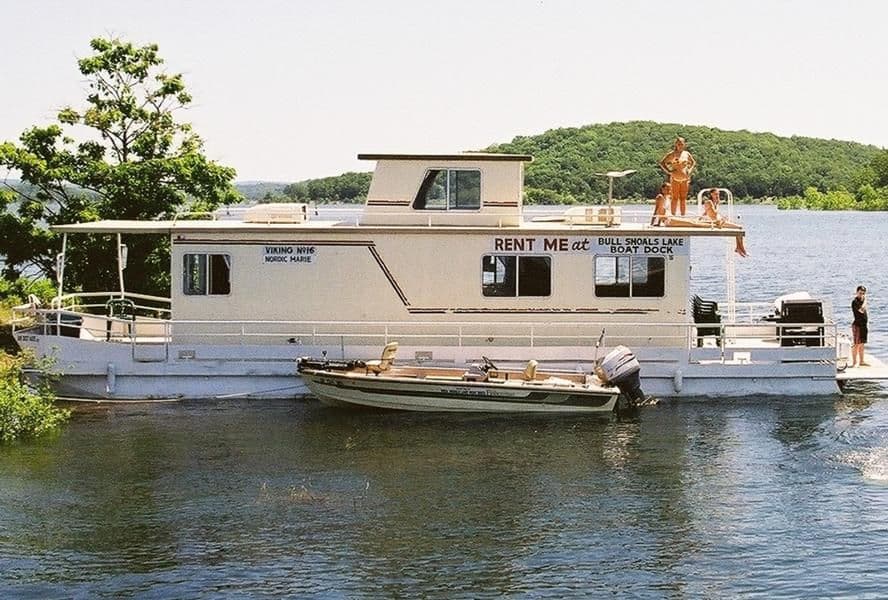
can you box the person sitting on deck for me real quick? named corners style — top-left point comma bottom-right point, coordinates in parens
top-left (650, 182), bottom-right (671, 226)
top-left (701, 188), bottom-right (748, 257)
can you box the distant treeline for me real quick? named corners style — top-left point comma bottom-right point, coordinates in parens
top-left (257, 121), bottom-right (887, 207)
top-left (490, 121), bottom-right (881, 204)
top-left (280, 172), bottom-right (371, 204)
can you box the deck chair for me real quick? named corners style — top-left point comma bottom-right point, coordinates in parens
top-left (692, 294), bottom-right (721, 347)
top-left (523, 359), bottom-right (539, 381)
top-left (366, 341), bottom-right (399, 375)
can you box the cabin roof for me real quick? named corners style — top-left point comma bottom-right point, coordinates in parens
top-left (51, 219), bottom-right (344, 234)
top-left (51, 218), bottom-right (745, 239)
top-left (358, 153), bottom-right (532, 162)
top-left (54, 220), bottom-right (174, 234)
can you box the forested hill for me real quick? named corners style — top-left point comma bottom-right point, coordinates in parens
top-left (487, 121), bottom-right (879, 203)
top-left (277, 121), bottom-right (882, 204)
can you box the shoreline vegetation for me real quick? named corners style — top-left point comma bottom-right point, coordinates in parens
top-left (774, 186), bottom-right (888, 211)
top-left (265, 122), bottom-right (888, 211)
top-left (0, 350), bottom-right (70, 443)
top-left (1, 281), bottom-right (70, 443)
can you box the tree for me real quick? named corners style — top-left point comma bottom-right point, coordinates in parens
top-left (283, 171), bottom-right (372, 204)
top-left (0, 37), bottom-right (240, 295)
top-left (289, 122), bottom-right (880, 207)
top-left (1, 351), bottom-right (70, 443)
top-left (872, 149), bottom-right (888, 188)
top-left (485, 122), bottom-right (879, 202)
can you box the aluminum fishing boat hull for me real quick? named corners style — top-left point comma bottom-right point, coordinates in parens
top-left (299, 367), bottom-right (619, 413)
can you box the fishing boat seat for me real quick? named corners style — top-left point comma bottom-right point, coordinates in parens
top-left (523, 359), bottom-right (539, 381)
top-left (692, 294), bottom-right (721, 347)
top-left (366, 341), bottom-right (399, 375)
top-left (463, 363), bottom-right (488, 382)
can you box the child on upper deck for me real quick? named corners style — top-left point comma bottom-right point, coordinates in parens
top-left (650, 183), bottom-right (671, 226)
top-left (701, 188), bottom-right (748, 257)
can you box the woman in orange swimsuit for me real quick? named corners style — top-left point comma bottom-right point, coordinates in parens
top-left (659, 137), bottom-right (696, 216)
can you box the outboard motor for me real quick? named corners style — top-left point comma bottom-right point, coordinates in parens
top-left (595, 345), bottom-right (645, 408)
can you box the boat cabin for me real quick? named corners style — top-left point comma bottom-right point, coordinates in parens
top-left (49, 153), bottom-right (745, 350)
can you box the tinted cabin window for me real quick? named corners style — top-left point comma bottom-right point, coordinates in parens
top-left (482, 255), bottom-right (551, 297)
top-left (518, 256), bottom-right (552, 296)
top-left (183, 254), bottom-right (207, 295)
top-left (414, 170), bottom-right (447, 210)
top-left (414, 169), bottom-right (481, 210)
top-left (184, 253), bottom-right (231, 296)
top-left (631, 257), bottom-right (664, 297)
top-left (482, 255), bottom-right (515, 296)
top-left (594, 256), bottom-right (664, 297)
top-left (209, 254), bottom-right (232, 294)
top-left (450, 170), bottom-right (481, 209)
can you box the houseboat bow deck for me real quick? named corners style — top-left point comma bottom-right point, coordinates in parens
top-left (11, 152), bottom-right (888, 400)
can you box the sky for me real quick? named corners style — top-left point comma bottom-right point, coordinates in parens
top-left (1, 0), bottom-right (886, 182)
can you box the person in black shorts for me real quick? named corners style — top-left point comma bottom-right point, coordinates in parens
top-left (851, 285), bottom-right (869, 367)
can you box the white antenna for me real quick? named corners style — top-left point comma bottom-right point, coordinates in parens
top-left (594, 170), bottom-right (637, 205)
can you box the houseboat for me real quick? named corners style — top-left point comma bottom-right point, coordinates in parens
top-left (11, 152), bottom-right (886, 400)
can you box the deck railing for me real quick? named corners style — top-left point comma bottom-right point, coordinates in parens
top-left (46, 291), bottom-right (172, 316)
top-left (12, 292), bottom-right (845, 365)
top-left (357, 206), bottom-right (695, 228)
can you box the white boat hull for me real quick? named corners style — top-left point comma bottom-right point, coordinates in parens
top-left (16, 333), bottom-right (843, 401)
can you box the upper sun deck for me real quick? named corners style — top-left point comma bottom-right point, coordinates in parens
top-left (51, 153), bottom-right (744, 240)
top-left (51, 214), bottom-right (744, 238)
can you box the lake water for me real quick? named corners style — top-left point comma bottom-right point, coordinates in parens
top-left (2, 206), bottom-right (887, 598)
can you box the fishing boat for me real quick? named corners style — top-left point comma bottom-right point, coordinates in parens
top-left (10, 152), bottom-right (888, 400)
top-left (296, 341), bottom-right (644, 413)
